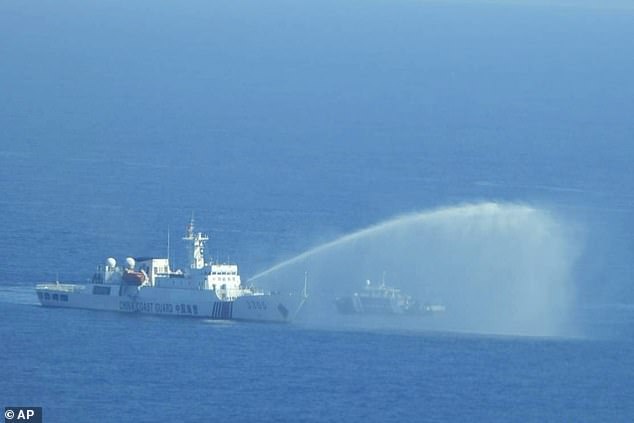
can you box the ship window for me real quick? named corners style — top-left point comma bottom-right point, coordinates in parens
top-left (52, 294), bottom-right (59, 301)
top-left (44, 293), bottom-right (50, 300)
top-left (37, 292), bottom-right (43, 299)
top-left (92, 286), bottom-right (111, 295)
top-left (60, 294), bottom-right (69, 302)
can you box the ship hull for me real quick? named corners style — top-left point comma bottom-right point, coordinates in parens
top-left (36, 283), bottom-right (300, 323)
top-left (335, 295), bottom-right (444, 316)
top-left (335, 295), bottom-right (404, 315)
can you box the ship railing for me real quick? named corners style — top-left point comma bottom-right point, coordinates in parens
top-left (36, 283), bottom-right (86, 293)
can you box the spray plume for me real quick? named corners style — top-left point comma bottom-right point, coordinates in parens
top-left (252, 203), bottom-right (579, 337)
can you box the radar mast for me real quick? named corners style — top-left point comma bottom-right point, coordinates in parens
top-left (183, 216), bottom-right (208, 270)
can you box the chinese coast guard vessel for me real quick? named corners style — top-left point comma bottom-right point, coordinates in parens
top-left (335, 279), bottom-right (445, 316)
top-left (36, 220), bottom-right (306, 323)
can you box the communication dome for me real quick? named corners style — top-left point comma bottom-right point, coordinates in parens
top-left (125, 257), bottom-right (136, 269)
top-left (106, 257), bottom-right (116, 268)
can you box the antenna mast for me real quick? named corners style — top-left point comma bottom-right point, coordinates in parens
top-left (183, 215), bottom-right (208, 270)
top-left (167, 225), bottom-right (170, 269)
top-left (292, 271), bottom-right (309, 321)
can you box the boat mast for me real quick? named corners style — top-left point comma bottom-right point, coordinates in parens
top-left (183, 216), bottom-right (208, 270)
top-left (292, 271), bottom-right (309, 321)
top-left (167, 225), bottom-right (170, 269)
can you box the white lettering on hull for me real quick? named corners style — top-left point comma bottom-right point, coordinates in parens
top-left (118, 301), bottom-right (199, 315)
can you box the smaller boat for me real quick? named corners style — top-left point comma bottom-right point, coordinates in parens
top-left (335, 278), bottom-right (445, 316)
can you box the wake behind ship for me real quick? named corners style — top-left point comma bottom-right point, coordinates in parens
top-left (35, 219), bottom-right (306, 323)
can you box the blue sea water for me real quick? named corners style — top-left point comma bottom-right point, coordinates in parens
top-left (1, 0), bottom-right (634, 421)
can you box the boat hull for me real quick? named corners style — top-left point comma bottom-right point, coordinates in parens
top-left (36, 283), bottom-right (300, 323)
top-left (335, 295), bottom-right (404, 315)
top-left (335, 295), bottom-right (444, 316)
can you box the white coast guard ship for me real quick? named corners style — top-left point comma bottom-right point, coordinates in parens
top-left (335, 278), bottom-right (445, 316)
top-left (35, 220), bottom-right (306, 323)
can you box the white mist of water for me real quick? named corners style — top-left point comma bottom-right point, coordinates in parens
top-left (252, 202), bottom-right (580, 337)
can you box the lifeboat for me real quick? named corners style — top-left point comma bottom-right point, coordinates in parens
top-left (122, 269), bottom-right (147, 285)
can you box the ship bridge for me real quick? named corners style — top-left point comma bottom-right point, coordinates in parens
top-left (206, 263), bottom-right (242, 299)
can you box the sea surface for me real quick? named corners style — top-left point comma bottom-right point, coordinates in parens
top-left (1, 0), bottom-right (634, 421)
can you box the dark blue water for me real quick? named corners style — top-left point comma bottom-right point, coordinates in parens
top-left (2, 299), bottom-right (634, 423)
top-left (1, 0), bottom-right (634, 421)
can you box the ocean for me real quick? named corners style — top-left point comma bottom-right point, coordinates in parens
top-left (1, 0), bottom-right (633, 421)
